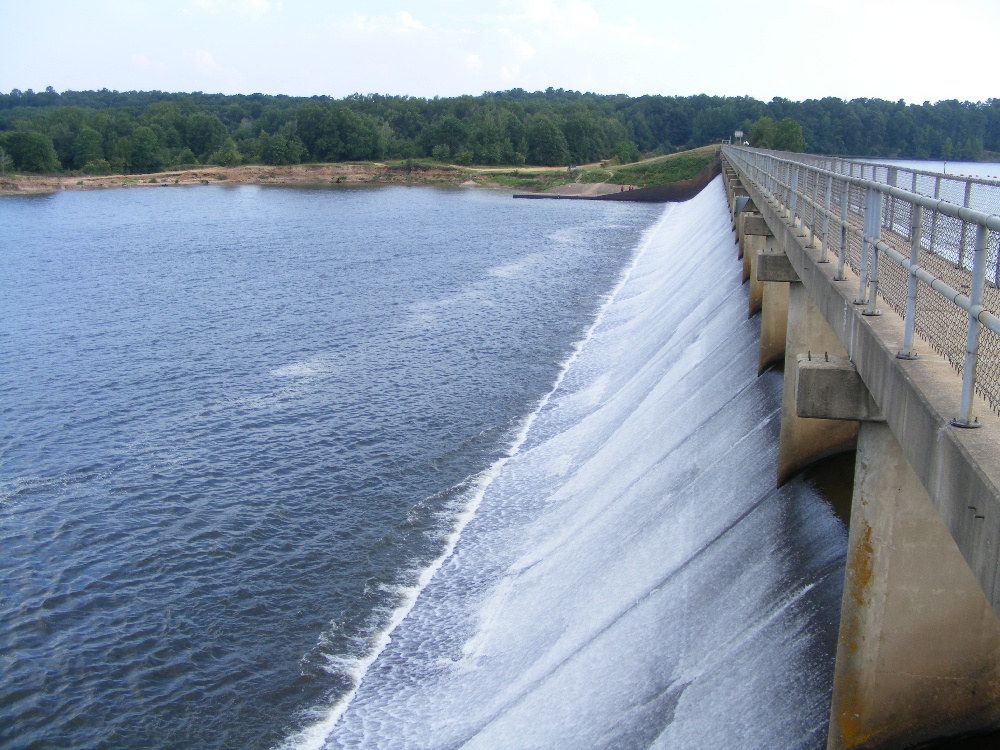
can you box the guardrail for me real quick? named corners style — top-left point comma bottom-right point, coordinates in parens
top-left (722, 145), bottom-right (1000, 425)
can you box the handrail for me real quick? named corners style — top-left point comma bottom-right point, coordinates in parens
top-left (723, 145), bottom-right (1000, 425)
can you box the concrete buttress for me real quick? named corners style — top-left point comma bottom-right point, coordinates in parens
top-left (776, 282), bottom-right (858, 484)
top-left (758, 279), bottom-right (789, 374)
top-left (828, 422), bottom-right (1000, 750)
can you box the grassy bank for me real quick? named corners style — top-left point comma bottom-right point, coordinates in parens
top-left (0, 146), bottom-right (719, 196)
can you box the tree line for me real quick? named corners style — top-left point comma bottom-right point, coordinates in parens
top-left (1, 86), bottom-right (997, 175)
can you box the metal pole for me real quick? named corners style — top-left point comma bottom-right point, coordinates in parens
top-left (808, 168), bottom-right (820, 245)
top-left (958, 180), bottom-right (973, 269)
top-left (785, 162), bottom-right (792, 217)
top-left (820, 175), bottom-right (833, 262)
top-left (952, 223), bottom-right (989, 428)
top-left (898, 204), bottom-right (923, 359)
top-left (789, 166), bottom-right (799, 227)
top-left (855, 187), bottom-right (874, 304)
top-left (836, 179), bottom-right (849, 280)
top-left (887, 167), bottom-right (898, 233)
top-left (864, 190), bottom-right (883, 316)
top-left (930, 175), bottom-right (941, 253)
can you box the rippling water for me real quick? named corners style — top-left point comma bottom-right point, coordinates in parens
top-left (0, 184), bottom-right (662, 749)
top-left (320, 179), bottom-right (848, 750)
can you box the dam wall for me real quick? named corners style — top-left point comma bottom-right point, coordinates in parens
top-left (314, 177), bottom-right (848, 750)
top-left (723, 153), bottom-right (1000, 750)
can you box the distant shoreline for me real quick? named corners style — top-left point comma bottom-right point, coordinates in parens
top-left (0, 162), bottom-right (478, 197)
top-left (0, 145), bottom-right (720, 198)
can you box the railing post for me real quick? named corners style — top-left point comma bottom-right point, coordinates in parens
top-left (808, 168), bottom-right (820, 245)
top-left (819, 175), bottom-right (832, 262)
top-left (836, 179), bottom-right (849, 280)
top-left (784, 161), bottom-right (792, 216)
top-left (888, 166), bottom-right (898, 232)
top-left (789, 165), bottom-right (799, 227)
top-left (930, 174), bottom-right (942, 253)
top-left (855, 187), bottom-right (875, 304)
top-left (898, 204), bottom-right (923, 360)
top-left (864, 190), bottom-right (883, 316)
top-left (952, 223), bottom-right (989, 428)
top-left (958, 180), bottom-right (974, 269)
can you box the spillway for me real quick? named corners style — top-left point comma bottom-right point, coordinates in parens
top-left (308, 177), bottom-right (848, 749)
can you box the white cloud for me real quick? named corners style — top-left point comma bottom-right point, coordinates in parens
top-left (510, 35), bottom-right (536, 60)
top-left (465, 53), bottom-right (483, 70)
top-left (524, 0), bottom-right (599, 30)
top-left (398, 11), bottom-right (425, 31)
top-left (500, 64), bottom-right (521, 81)
top-left (350, 11), bottom-right (427, 35)
top-left (351, 14), bottom-right (378, 33)
top-left (187, 0), bottom-right (280, 21)
top-left (130, 54), bottom-right (150, 67)
top-left (192, 50), bottom-right (222, 72)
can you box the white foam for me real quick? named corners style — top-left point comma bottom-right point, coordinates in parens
top-left (275, 204), bottom-right (674, 750)
top-left (270, 358), bottom-right (333, 379)
top-left (318, 178), bottom-right (847, 749)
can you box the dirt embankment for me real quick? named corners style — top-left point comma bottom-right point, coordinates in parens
top-left (0, 162), bottom-right (473, 196)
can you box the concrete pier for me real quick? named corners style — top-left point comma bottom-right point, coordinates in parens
top-left (828, 423), bottom-right (1000, 750)
top-left (722, 149), bottom-right (1000, 748)
top-left (776, 282), bottom-right (858, 485)
top-left (758, 279), bottom-right (789, 374)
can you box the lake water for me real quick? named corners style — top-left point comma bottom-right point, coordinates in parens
top-left (0, 184), bottom-right (662, 748)
top-left (1, 180), bottom-right (847, 749)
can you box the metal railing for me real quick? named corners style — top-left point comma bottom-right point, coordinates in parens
top-left (723, 145), bottom-right (1000, 425)
top-left (748, 148), bottom-right (1000, 222)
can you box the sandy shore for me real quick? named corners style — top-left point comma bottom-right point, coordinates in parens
top-left (0, 162), bottom-right (476, 196)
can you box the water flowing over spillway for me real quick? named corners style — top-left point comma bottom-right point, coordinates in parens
top-left (308, 178), bottom-right (849, 749)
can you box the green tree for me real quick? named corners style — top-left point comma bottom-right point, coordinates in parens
top-left (130, 126), bottom-right (162, 173)
top-left (748, 116), bottom-right (775, 148)
top-left (420, 115), bottom-right (469, 156)
top-left (82, 159), bottom-right (112, 175)
top-left (611, 140), bottom-right (640, 163)
top-left (0, 131), bottom-right (59, 172)
top-left (0, 146), bottom-right (12, 175)
top-left (172, 147), bottom-right (198, 167)
top-left (526, 117), bottom-right (570, 166)
top-left (207, 138), bottom-right (242, 166)
top-left (110, 136), bottom-right (132, 173)
top-left (257, 130), bottom-right (305, 165)
top-left (772, 117), bottom-right (806, 152)
top-left (185, 112), bottom-right (228, 159)
top-left (73, 127), bottom-right (104, 169)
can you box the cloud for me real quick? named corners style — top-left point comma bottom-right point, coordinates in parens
top-left (464, 54), bottom-right (483, 70)
top-left (524, 0), bottom-right (599, 30)
top-left (187, 0), bottom-right (280, 21)
top-left (398, 11), bottom-right (425, 31)
top-left (510, 35), bottom-right (536, 60)
top-left (192, 50), bottom-right (222, 73)
top-left (350, 10), bottom-right (427, 35)
top-left (131, 54), bottom-right (150, 67)
top-left (500, 64), bottom-right (521, 82)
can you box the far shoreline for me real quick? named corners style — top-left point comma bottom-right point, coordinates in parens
top-left (0, 162), bottom-right (481, 197)
top-left (0, 145), bottom-right (721, 198)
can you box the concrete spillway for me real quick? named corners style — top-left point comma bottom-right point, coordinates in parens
top-left (307, 178), bottom-right (848, 749)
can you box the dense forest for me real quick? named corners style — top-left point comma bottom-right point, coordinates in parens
top-left (1, 86), bottom-right (997, 175)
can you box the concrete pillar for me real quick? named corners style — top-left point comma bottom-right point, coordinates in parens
top-left (747, 234), bottom-right (764, 315)
top-left (776, 282), bottom-right (857, 484)
top-left (828, 422), bottom-right (1000, 750)
top-left (740, 227), bottom-right (752, 281)
top-left (758, 280), bottom-right (789, 374)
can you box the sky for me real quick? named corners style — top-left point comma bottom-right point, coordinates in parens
top-left (1, 0), bottom-right (996, 104)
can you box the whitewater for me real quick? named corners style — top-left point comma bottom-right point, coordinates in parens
top-left (295, 177), bottom-right (848, 749)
